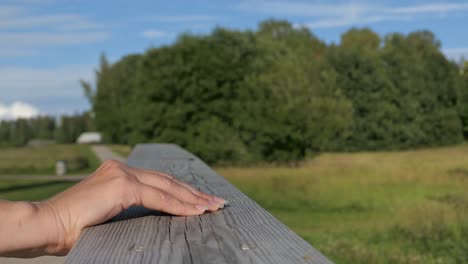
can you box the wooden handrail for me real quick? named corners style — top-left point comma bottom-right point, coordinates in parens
top-left (66, 144), bottom-right (332, 263)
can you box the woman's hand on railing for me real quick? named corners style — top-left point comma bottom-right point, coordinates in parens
top-left (0, 160), bottom-right (226, 258)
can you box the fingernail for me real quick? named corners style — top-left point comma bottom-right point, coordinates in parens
top-left (196, 204), bottom-right (209, 212)
top-left (217, 200), bottom-right (229, 209)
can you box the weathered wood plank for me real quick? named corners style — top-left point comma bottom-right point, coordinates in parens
top-left (66, 144), bottom-right (332, 264)
top-left (126, 143), bottom-right (197, 160)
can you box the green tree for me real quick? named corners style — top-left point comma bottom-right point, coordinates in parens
top-left (30, 116), bottom-right (56, 140)
top-left (128, 29), bottom-right (255, 162)
top-left (457, 60), bottom-right (468, 137)
top-left (86, 20), bottom-right (466, 164)
top-left (82, 54), bottom-right (141, 143)
top-left (55, 113), bottom-right (94, 144)
top-left (328, 28), bottom-right (401, 150)
top-left (243, 20), bottom-right (353, 159)
top-left (381, 31), bottom-right (462, 147)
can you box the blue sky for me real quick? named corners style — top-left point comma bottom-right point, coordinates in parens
top-left (1, 0), bottom-right (468, 119)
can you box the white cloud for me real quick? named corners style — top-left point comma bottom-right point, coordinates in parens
top-left (0, 64), bottom-right (94, 115)
top-left (147, 15), bottom-right (219, 23)
top-left (0, 101), bottom-right (41, 120)
top-left (0, 4), bottom-right (107, 57)
top-left (238, 1), bottom-right (373, 17)
top-left (443, 48), bottom-right (468, 61)
top-left (238, 1), bottom-right (468, 29)
top-left (0, 5), bottom-right (24, 18)
top-left (302, 15), bottom-right (411, 29)
top-left (0, 64), bottom-right (94, 101)
top-left (4, 0), bottom-right (56, 4)
top-left (142, 29), bottom-right (169, 39)
top-left (0, 32), bottom-right (109, 46)
top-left (390, 3), bottom-right (468, 14)
top-left (0, 14), bottom-right (102, 30)
top-left (0, 47), bottom-right (38, 57)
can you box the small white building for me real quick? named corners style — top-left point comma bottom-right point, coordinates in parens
top-left (77, 132), bottom-right (102, 144)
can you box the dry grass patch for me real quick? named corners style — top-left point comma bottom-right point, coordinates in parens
top-left (217, 144), bottom-right (468, 263)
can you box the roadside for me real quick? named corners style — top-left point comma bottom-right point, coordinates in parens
top-left (0, 175), bottom-right (86, 181)
top-left (0, 144), bottom-right (99, 176)
top-left (0, 145), bottom-right (125, 181)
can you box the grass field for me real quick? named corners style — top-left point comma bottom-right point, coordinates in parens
top-left (217, 144), bottom-right (468, 264)
top-left (0, 180), bottom-right (74, 201)
top-left (0, 144), bottom-right (100, 175)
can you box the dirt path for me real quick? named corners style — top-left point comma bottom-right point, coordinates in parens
top-left (0, 145), bottom-right (127, 264)
top-left (91, 145), bottom-right (126, 163)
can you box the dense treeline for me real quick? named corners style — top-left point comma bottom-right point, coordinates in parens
top-left (83, 20), bottom-right (468, 164)
top-left (0, 113), bottom-right (95, 147)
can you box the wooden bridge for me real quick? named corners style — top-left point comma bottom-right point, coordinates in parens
top-left (66, 144), bottom-right (332, 263)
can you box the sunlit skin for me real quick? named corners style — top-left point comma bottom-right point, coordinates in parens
top-left (0, 160), bottom-right (226, 258)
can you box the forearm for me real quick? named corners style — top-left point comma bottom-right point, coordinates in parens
top-left (0, 200), bottom-right (64, 258)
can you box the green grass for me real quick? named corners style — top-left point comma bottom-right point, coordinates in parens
top-left (217, 144), bottom-right (468, 264)
top-left (108, 144), bottom-right (132, 158)
top-left (0, 144), bottom-right (100, 175)
top-left (0, 180), bottom-right (74, 201)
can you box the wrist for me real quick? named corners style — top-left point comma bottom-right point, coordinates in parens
top-left (35, 201), bottom-right (73, 256)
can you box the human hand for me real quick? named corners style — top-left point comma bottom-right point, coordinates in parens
top-left (0, 160), bottom-right (226, 257)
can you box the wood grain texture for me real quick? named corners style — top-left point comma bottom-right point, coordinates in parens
top-left (66, 144), bottom-right (333, 264)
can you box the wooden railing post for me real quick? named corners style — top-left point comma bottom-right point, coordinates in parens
top-left (66, 143), bottom-right (332, 263)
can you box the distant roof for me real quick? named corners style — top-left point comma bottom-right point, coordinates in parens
top-left (77, 132), bottom-right (102, 144)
